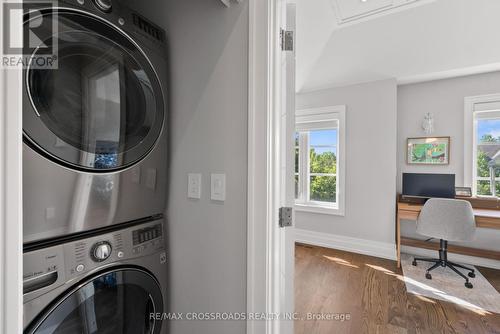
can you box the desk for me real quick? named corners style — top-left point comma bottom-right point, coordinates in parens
top-left (396, 198), bottom-right (500, 268)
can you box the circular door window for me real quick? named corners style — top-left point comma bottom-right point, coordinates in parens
top-left (23, 9), bottom-right (164, 172)
top-left (25, 268), bottom-right (164, 334)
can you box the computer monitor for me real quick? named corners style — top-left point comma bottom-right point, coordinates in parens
top-left (402, 173), bottom-right (455, 199)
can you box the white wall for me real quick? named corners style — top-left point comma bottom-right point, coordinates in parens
top-left (297, 0), bottom-right (500, 92)
top-left (123, 1), bottom-right (248, 333)
top-left (295, 79), bottom-right (398, 252)
top-left (397, 72), bottom-right (500, 254)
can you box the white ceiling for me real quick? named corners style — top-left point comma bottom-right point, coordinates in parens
top-left (296, 0), bottom-right (500, 93)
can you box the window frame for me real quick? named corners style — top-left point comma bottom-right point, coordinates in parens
top-left (464, 94), bottom-right (500, 197)
top-left (295, 106), bottom-right (346, 216)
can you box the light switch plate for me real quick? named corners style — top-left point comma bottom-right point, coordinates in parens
top-left (188, 173), bottom-right (202, 199)
top-left (211, 173), bottom-right (226, 201)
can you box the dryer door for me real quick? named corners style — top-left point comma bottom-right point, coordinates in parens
top-left (23, 9), bottom-right (164, 172)
top-left (25, 268), bottom-right (164, 334)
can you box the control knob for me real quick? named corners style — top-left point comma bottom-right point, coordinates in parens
top-left (93, 0), bottom-right (112, 12)
top-left (91, 241), bottom-right (112, 262)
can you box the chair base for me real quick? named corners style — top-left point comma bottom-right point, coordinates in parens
top-left (412, 239), bottom-right (475, 289)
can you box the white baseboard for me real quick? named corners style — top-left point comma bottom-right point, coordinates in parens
top-left (294, 229), bottom-right (500, 270)
top-left (294, 228), bottom-right (397, 261)
top-left (402, 246), bottom-right (500, 270)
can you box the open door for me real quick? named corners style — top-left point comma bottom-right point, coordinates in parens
top-left (278, 1), bottom-right (296, 333)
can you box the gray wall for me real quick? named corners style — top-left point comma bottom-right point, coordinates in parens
top-left (397, 72), bottom-right (500, 253)
top-left (295, 79), bottom-right (398, 245)
top-left (123, 1), bottom-right (248, 333)
top-left (397, 71), bottom-right (500, 190)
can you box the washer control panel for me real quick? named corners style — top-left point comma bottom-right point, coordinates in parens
top-left (66, 221), bottom-right (164, 279)
top-left (23, 219), bottom-right (165, 302)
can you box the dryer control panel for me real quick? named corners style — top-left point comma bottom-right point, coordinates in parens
top-left (23, 219), bottom-right (165, 303)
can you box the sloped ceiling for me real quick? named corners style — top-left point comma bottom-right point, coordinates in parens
top-left (296, 0), bottom-right (500, 93)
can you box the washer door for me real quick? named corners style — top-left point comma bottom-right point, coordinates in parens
top-left (25, 268), bottom-right (164, 334)
top-left (23, 9), bottom-right (164, 172)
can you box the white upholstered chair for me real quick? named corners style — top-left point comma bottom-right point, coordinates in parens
top-left (412, 198), bottom-right (476, 289)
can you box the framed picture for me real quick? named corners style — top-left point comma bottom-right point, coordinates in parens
top-left (407, 136), bottom-right (450, 165)
top-left (455, 187), bottom-right (472, 197)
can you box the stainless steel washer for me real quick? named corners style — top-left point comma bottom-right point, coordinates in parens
top-left (23, 219), bottom-right (168, 334)
top-left (23, 0), bottom-right (168, 244)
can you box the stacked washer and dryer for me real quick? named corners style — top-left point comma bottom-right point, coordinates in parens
top-left (22, 0), bottom-right (168, 333)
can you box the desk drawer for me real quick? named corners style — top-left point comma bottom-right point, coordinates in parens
top-left (398, 210), bottom-right (419, 220)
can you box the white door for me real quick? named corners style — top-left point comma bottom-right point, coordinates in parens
top-left (278, 2), bottom-right (296, 333)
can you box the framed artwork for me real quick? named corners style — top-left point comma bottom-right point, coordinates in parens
top-left (407, 137), bottom-right (450, 165)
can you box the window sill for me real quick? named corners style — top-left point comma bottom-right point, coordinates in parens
top-left (473, 194), bottom-right (500, 200)
top-left (294, 203), bottom-right (344, 216)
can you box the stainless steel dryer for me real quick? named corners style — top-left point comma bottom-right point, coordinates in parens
top-left (23, 219), bottom-right (168, 334)
top-left (23, 0), bottom-right (168, 244)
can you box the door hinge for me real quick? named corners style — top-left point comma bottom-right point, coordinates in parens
top-left (279, 207), bottom-right (293, 228)
top-left (280, 29), bottom-right (294, 52)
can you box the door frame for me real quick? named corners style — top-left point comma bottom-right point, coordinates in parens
top-left (0, 1), bottom-right (23, 332)
top-left (247, 0), bottom-right (290, 333)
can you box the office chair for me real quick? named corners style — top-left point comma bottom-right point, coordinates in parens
top-left (412, 198), bottom-right (476, 289)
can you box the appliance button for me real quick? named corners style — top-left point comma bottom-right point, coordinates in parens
top-left (118, 17), bottom-right (125, 26)
top-left (91, 242), bottom-right (112, 262)
top-left (93, 0), bottom-right (112, 12)
top-left (117, 251), bottom-right (124, 258)
top-left (76, 264), bottom-right (85, 272)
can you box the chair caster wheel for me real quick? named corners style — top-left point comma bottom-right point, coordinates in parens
top-left (412, 260), bottom-right (417, 266)
top-left (465, 282), bottom-right (473, 289)
top-left (468, 272), bottom-right (475, 278)
top-left (425, 273), bottom-right (432, 280)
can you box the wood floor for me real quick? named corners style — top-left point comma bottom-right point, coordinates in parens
top-left (295, 244), bottom-right (500, 334)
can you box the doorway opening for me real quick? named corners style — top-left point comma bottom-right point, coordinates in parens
top-left (248, 1), bottom-right (500, 334)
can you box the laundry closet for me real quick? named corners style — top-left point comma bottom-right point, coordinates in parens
top-left (20, 0), bottom-right (249, 333)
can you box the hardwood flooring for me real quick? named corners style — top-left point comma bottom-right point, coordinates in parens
top-left (295, 243), bottom-right (500, 334)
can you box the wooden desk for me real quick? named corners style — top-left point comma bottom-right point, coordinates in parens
top-left (396, 198), bottom-right (500, 268)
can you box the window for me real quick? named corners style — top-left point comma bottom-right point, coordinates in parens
top-left (465, 94), bottom-right (500, 197)
top-left (295, 106), bottom-right (345, 215)
top-left (475, 117), bottom-right (500, 196)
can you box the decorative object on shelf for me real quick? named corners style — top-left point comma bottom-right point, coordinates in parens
top-left (422, 112), bottom-right (434, 135)
top-left (455, 187), bottom-right (472, 197)
top-left (407, 136), bottom-right (450, 165)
